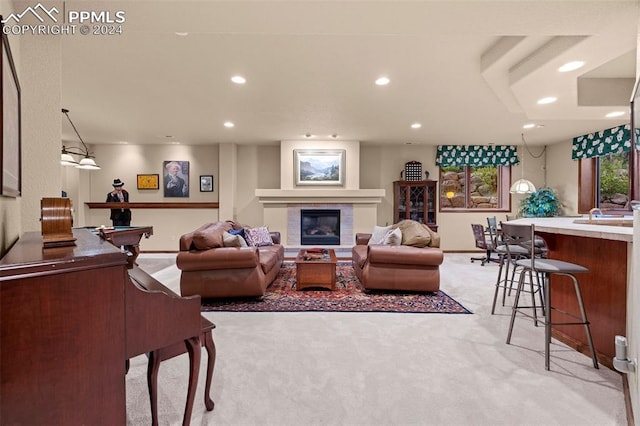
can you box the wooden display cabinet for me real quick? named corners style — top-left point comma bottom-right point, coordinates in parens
top-left (393, 180), bottom-right (438, 231)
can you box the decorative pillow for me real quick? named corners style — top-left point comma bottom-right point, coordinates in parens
top-left (192, 222), bottom-right (231, 250)
top-left (381, 227), bottom-right (402, 246)
top-left (395, 220), bottom-right (431, 247)
top-left (228, 228), bottom-right (248, 245)
top-left (245, 226), bottom-right (274, 247)
top-left (368, 225), bottom-right (393, 246)
top-left (223, 231), bottom-right (248, 247)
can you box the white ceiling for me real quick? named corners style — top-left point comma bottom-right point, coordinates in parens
top-left (58, 0), bottom-right (639, 148)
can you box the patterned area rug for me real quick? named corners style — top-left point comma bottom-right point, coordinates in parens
top-left (201, 262), bottom-right (471, 314)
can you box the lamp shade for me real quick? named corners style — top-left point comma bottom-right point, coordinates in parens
top-left (60, 153), bottom-right (78, 166)
top-left (510, 178), bottom-right (536, 194)
top-left (76, 157), bottom-right (101, 170)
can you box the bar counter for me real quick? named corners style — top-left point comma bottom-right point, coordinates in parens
top-left (510, 216), bottom-right (633, 368)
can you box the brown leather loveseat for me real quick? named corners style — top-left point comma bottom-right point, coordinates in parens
top-left (177, 221), bottom-right (284, 299)
top-left (352, 220), bottom-right (444, 292)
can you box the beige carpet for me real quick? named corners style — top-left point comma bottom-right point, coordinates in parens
top-left (126, 253), bottom-right (626, 426)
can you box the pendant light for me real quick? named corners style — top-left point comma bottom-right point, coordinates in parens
top-left (60, 108), bottom-right (101, 170)
top-left (510, 134), bottom-right (537, 194)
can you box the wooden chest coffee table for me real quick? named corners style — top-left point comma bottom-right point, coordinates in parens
top-left (295, 249), bottom-right (337, 291)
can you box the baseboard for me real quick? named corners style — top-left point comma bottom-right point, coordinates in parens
top-left (622, 374), bottom-right (635, 426)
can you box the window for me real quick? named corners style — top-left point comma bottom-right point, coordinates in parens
top-left (440, 165), bottom-right (511, 211)
top-left (598, 151), bottom-right (629, 209)
top-left (578, 149), bottom-right (639, 213)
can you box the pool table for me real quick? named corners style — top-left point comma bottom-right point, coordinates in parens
top-left (97, 226), bottom-right (153, 268)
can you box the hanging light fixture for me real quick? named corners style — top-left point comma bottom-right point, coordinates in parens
top-left (60, 108), bottom-right (101, 170)
top-left (510, 133), bottom-right (536, 194)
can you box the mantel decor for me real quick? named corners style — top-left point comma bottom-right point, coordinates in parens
top-left (1, 17), bottom-right (21, 198)
top-left (294, 149), bottom-right (345, 186)
top-left (137, 174), bottom-right (159, 190)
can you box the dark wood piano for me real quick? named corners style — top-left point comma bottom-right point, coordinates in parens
top-left (0, 228), bottom-right (206, 425)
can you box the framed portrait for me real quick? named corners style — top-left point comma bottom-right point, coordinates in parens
top-left (294, 149), bottom-right (345, 186)
top-left (163, 160), bottom-right (189, 197)
top-left (1, 19), bottom-right (21, 198)
top-left (200, 175), bottom-right (214, 192)
top-left (137, 174), bottom-right (159, 190)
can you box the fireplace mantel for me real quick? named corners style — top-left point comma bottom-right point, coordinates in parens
top-left (255, 189), bottom-right (385, 204)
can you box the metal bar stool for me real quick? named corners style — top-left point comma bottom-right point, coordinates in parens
top-left (491, 221), bottom-right (544, 316)
top-left (504, 223), bottom-right (599, 370)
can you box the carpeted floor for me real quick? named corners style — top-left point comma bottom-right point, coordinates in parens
top-left (201, 262), bottom-right (471, 314)
top-left (129, 253), bottom-right (627, 426)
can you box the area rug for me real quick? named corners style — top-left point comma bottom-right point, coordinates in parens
top-left (201, 262), bottom-right (471, 314)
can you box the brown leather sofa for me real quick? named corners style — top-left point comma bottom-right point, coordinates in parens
top-left (177, 222), bottom-right (284, 299)
top-left (352, 224), bottom-right (444, 292)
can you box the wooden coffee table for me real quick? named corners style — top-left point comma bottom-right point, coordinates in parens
top-left (295, 249), bottom-right (337, 291)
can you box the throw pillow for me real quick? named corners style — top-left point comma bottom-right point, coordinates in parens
top-left (395, 220), bottom-right (431, 247)
top-left (381, 227), bottom-right (402, 246)
top-left (228, 228), bottom-right (248, 245)
top-left (368, 225), bottom-right (393, 246)
top-left (245, 226), bottom-right (274, 247)
top-left (223, 231), bottom-right (248, 247)
top-left (192, 222), bottom-right (231, 250)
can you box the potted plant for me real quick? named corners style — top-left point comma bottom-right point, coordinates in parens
top-left (518, 187), bottom-right (561, 217)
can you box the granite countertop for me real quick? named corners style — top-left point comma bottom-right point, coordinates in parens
top-left (510, 216), bottom-right (634, 242)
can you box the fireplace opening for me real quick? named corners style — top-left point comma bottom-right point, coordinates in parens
top-left (300, 209), bottom-right (340, 245)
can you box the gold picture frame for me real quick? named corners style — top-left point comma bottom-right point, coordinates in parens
top-left (137, 174), bottom-right (159, 190)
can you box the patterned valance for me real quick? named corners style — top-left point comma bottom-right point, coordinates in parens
top-left (571, 124), bottom-right (633, 160)
top-left (436, 145), bottom-right (519, 167)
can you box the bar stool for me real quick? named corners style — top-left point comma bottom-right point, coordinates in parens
top-left (504, 223), bottom-right (599, 370)
top-left (490, 221), bottom-right (544, 315)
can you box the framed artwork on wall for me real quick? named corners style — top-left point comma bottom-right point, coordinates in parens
top-left (200, 175), bottom-right (213, 192)
top-left (163, 160), bottom-right (189, 197)
top-left (294, 149), bottom-right (345, 186)
top-left (1, 18), bottom-right (22, 198)
top-left (137, 174), bottom-right (159, 190)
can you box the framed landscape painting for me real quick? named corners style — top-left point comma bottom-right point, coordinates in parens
top-left (294, 149), bottom-right (345, 186)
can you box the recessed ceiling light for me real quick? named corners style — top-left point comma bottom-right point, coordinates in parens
top-left (305, 133), bottom-right (313, 138)
top-left (231, 75), bottom-right (246, 84)
top-left (175, 32), bottom-right (189, 37)
top-left (522, 123), bottom-right (536, 129)
top-left (558, 61), bottom-right (585, 72)
top-left (330, 134), bottom-right (338, 138)
top-left (410, 123), bottom-right (422, 129)
top-left (537, 96), bottom-right (557, 105)
top-left (375, 76), bottom-right (390, 86)
top-left (224, 121), bottom-right (235, 128)
top-left (605, 111), bottom-right (625, 118)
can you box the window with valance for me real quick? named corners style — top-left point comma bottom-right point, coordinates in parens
top-left (437, 145), bottom-right (514, 212)
top-left (436, 145), bottom-right (519, 167)
top-left (571, 124), bottom-right (635, 160)
top-left (573, 124), bottom-right (640, 213)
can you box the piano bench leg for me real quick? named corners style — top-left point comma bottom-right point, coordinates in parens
top-left (202, 330), bottom-right (216, 411)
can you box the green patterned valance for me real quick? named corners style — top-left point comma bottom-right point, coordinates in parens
top-left (571, 124), bottom-right (633, 160)
top-left (436, 145), bottom-right (519, 167)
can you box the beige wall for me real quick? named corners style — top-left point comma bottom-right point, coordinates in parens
top-left (546, 139), bottom-right (579, 215)
top-left (77, 143), bottom-right (220, 251)
top-left (0, 1), bottom-right (62, 255)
